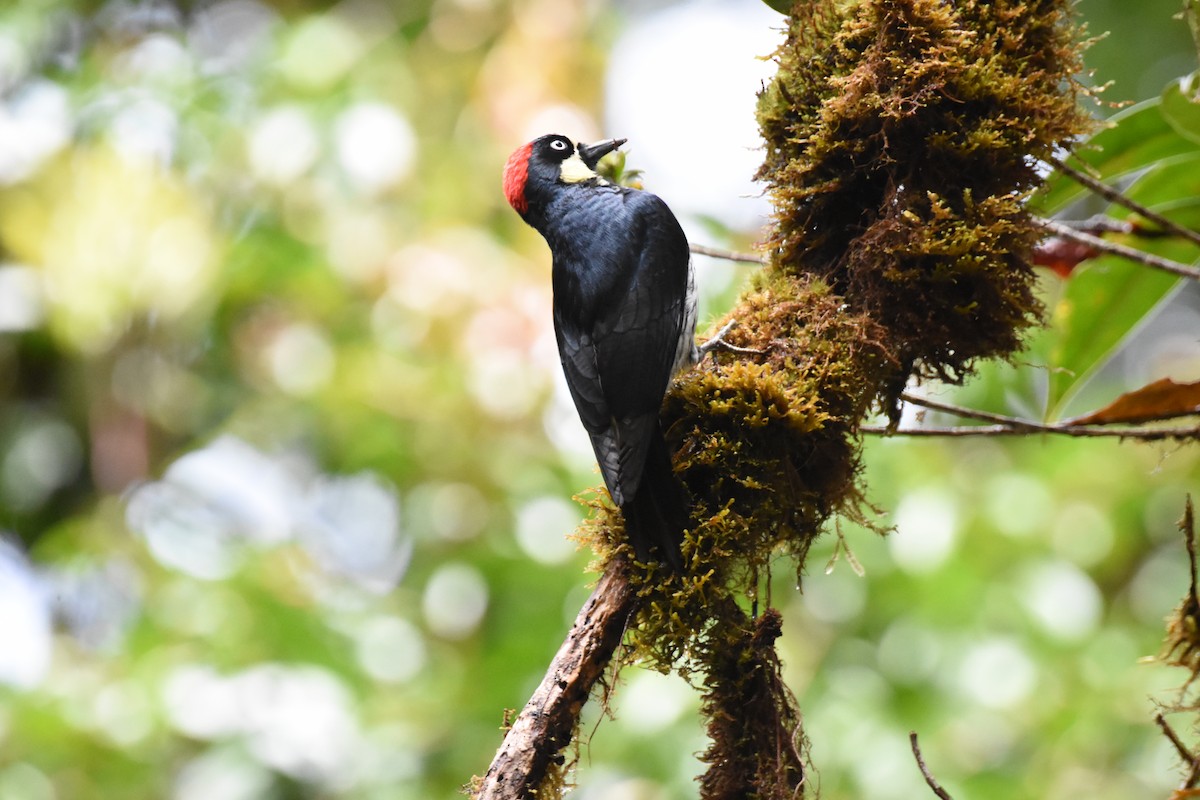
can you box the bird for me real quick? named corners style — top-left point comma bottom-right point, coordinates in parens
top-left (503, 133), bottom-right (698, 571)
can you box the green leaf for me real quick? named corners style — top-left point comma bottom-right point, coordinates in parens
top-left (1040, 255), bottom-right (1183, 420)
top-left (1038, 186), bottom-right (1200, 418)
top-left (1030, 92), bottom-right (1200, 420)
top-left (1034, 98), bottom-right (1198, 214)
top-left (1161, 73), bottom-right (1200, 145)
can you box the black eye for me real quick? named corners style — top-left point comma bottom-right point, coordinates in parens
top-left (550, 139), bottom-right (569, 151)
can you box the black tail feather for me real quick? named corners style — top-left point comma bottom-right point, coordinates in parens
top-left (620, 423), bottom-right (689, 572)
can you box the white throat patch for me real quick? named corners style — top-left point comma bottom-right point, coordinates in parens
top-left (559, 152), bottom-right (601, 184)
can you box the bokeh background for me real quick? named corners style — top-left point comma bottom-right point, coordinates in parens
top-left (0, 1), bottom-right (1198, 798)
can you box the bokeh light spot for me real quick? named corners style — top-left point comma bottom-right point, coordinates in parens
top-left (0, 264), bottom-right (44, 331)
top-left (803, 567), bottom-right (867, 624)
top-left (888, 488), bottom-right (959, 573)
top-left (300, 473), bottom-right (409, 592)
top-left (0, 763), bottom-right (55, 800)
top-left (0, 80), bottom-right (71, 184)
top-left (877, 617), bottom-right (942, 684)
top-left (984, 472), bottom-right (1053, 538)
top-left (174, 747), bottom-right (274, 800)
top-left (334, 102), bottom-right (416, 195)
top-left (1, 416), bottom-right (81, 512)
top-left (617, 670), bottom-right (694, 733)
top-left (355, 616), bottom-right (426, 683)
top-left (1051, 501), bottom-right (1115, 567)
top-left (0, 542), bottom-right (51, 689)
top-left (279, 15), bottom-right (363, 91)
top-left (957, 638), bottom-right (1037, 709)
top-left (248, 105), bottom-right (320, 186)
top-left (266, 322), bottom-right (336, 396)
top-left (515, 496), bottom-right (581, 565)
top-left (1020, 559), bottom-right (1103, 641)
top-left (422, 562), bottom-right (488, 640)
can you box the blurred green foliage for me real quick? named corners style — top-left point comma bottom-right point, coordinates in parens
top-left (0, 1), bottom-right (1196, 799)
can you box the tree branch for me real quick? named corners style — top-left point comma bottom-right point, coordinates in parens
top-left (1049, 157), bottom-right (1200, 250)
top-left (899, 391), bottom-right (1044, 428)
top-left (472, 559), bottom-right (638, 800)
top-left (1155, 712), bottom-right (1194, 766)
top-left (1055, 216), bottom-right (1148, 237)
top-left (909, 732), bottom-right (954, 800)
top-left (1154, 712), bottom-right (1200, 790)
top-left (863, 422), bottom-right (1200, 440)
top-left (886, 392), bottom-right (1200, 440)
top-left (1036, 219), bottom-right (1200, 281)
top-left (689, 243), bottom-right (766, 264)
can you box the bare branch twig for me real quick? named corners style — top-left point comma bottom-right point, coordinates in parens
top-left (909, 732), bottom-right (954, 800)
top-left (1155, 712), bottom-right (1200, 790)
top-left (1055, 217), bottom-right (1144, 236)
top-left (886, 392), bottom-right (1200, 440)
top-left (900, 391), bottom-right (1043, 429)
top-left (1185, 496), bottom-right (1199, 614)
top-left (472, 560), bottom-right (638, 800)
top-left (863, 422), bottom-right (1200, 440)
top-left (689, 243), bottom-right (766, 264)
top-left (1050, 157), bottom-right (1200, 250)
top-left (1156, 713), bottom-right (1194, 765)
top-left (1037, 219), bottom-right (1200, 282)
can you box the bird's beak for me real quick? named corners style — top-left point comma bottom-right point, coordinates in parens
top-left (578, 137), bottom-right (627, 169)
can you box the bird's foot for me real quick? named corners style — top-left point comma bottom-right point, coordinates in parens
top-left (698, 319), bottom-right (763, 360)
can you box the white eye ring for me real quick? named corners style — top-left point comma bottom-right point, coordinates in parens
top-left (550, 139), bottom-right (569, 151)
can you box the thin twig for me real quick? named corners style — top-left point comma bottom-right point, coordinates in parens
top-left (473, 560), bottom-right (638, 800)
top-left (1050, 157), bottom-right (1200, 250)
top-left (1185, 496), bottom-right (1199, 613)
top-left (689, 243), bottom-right (766, 264)
top-left (1156, 713), bottom-right (1194, 765)
top-left (863, 423), bottom-right (1200, 440)
top-left (1187, 759), bottom-right (1200, 793)
top-left (1055, 216), bottom-right (1140, 236)
top-left (909, 732), bottom-right (954, 800)
top-left (1037, 219), bottom-right (1200, 282)
top-left (1155, 712), bottom-right (1200, 790)
top-left (900, 391), bottom-right (1043, 429)
top-left (891, 392), bottom-right (1200, 440)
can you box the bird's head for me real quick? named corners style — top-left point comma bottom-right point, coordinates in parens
top-left (503, 134), bottom-right (626, 215)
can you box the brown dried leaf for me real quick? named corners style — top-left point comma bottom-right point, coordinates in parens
top-left (1064, 378), bottom-right (1200, 426)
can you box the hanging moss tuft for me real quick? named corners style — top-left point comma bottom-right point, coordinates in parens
top-left (696, 605), bottom-right (807, 799)
top-left (757, 0), bottom-right (1093, 383)
top-left (664, 274), bottom-right (891, 574)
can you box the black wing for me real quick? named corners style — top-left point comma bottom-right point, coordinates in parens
top-left (550, 188), bottom-right (690, 505)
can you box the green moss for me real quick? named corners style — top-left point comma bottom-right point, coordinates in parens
top-left (697, 606), bottom-right (807, 799)
top-left (757, 0), bottom-right (1093, 384)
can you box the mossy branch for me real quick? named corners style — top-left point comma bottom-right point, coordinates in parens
top-left (1156, 497), bottom-right (1200, 795)
top-left (477, 0), bottom-right (1094, 795)
top-left (471, 560), bottom-right (637, 799)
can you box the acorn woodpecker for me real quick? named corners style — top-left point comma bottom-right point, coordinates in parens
top-left (503, 133), bottom-right (697, 570)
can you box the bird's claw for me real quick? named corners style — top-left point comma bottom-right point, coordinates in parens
top-left (698, 319), bottom-right (763, 359)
